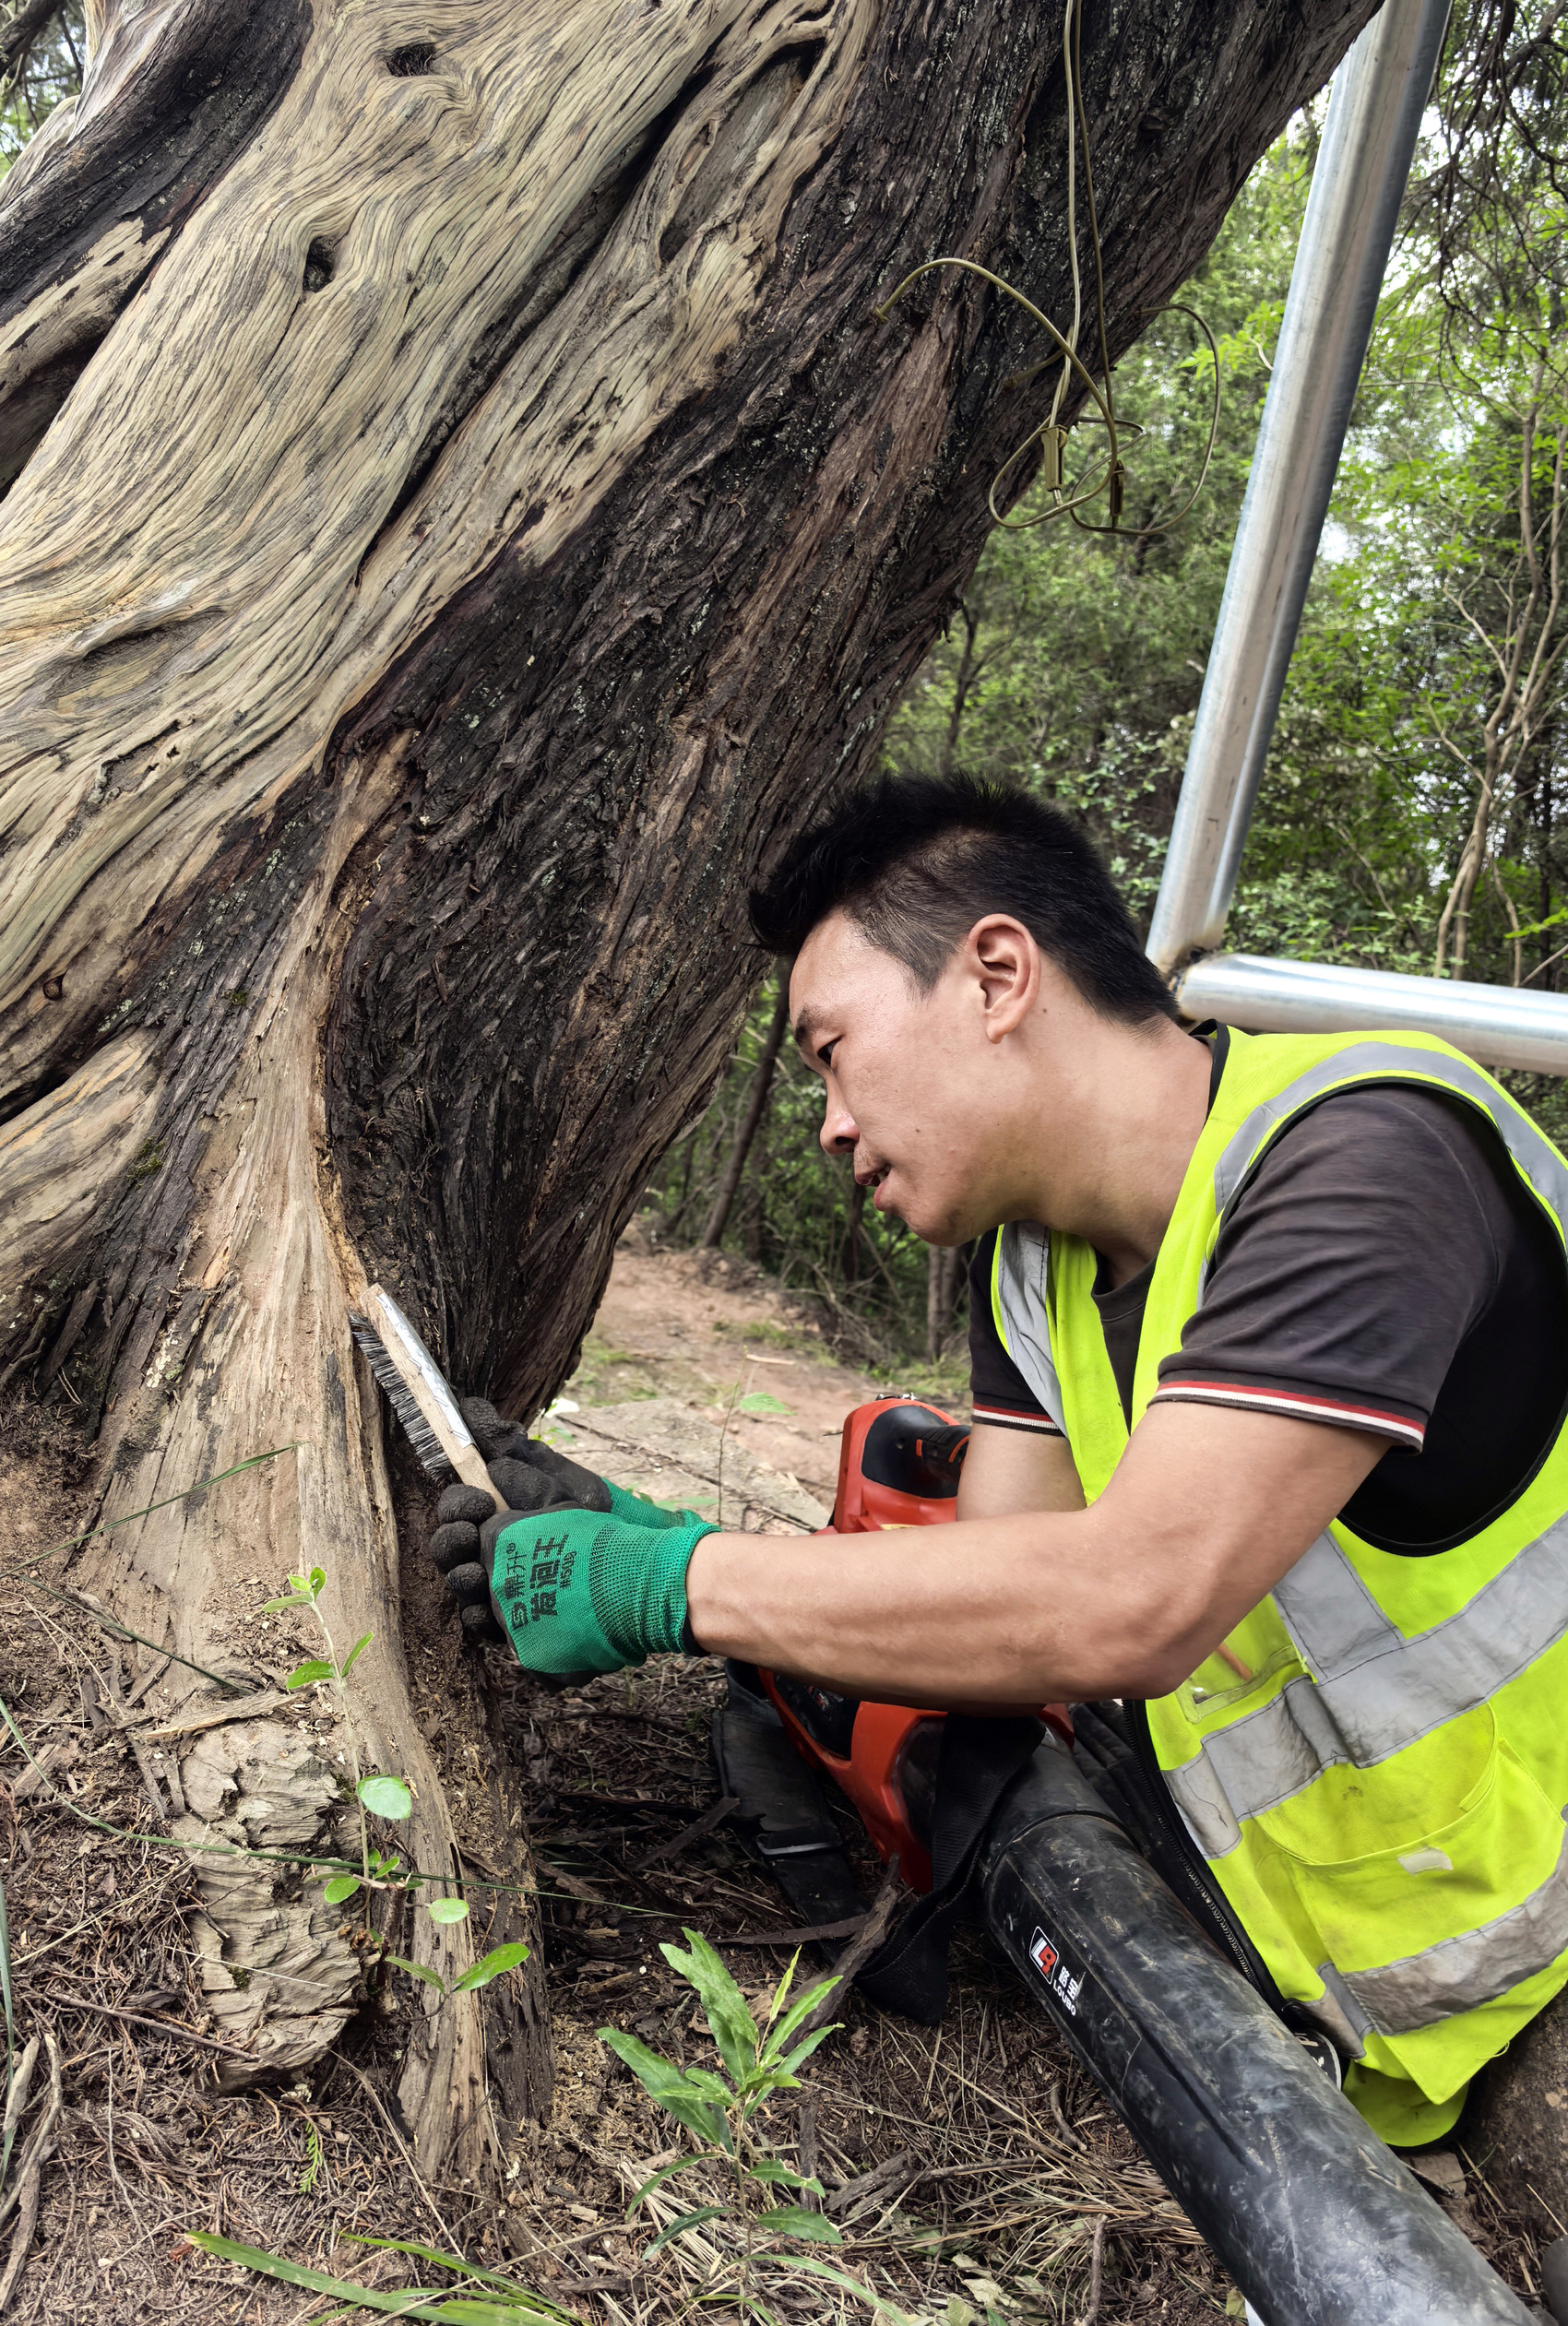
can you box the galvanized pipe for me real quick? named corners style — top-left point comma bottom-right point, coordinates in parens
top-left (1145, 0), bottom-right (1452, 978)
top-left (1176, 951), bottom-right (1568, 1076)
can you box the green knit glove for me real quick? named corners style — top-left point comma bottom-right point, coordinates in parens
top-left (604, 1478), bottom-right (695, 1530)
top-left (487, 1505), bottom-right (717, 1676)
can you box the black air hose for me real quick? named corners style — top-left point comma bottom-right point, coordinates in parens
top-left (980, 1738), bottom-right (1531, 2326)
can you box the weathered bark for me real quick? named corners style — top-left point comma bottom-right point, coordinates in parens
top-left (0, 0), bottom-right (1381, 2167)
top-left (701, 983), bottom-right (791, 1248)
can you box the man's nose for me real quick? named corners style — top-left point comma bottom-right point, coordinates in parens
top-left (819, 1092), bottom-right (858, 1159)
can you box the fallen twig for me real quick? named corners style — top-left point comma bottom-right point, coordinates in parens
top-left (144, 1690), bottom-right (288, 1739)
top-left (629, 1795), bottom-right (739, 1875)
top-left (0, 2138), bottom-right (42, 2316)
top-left (793, 1856), bottom-right (903, 2038)
top-left (49, 1984), bottom-right (256, 2064)
top-left (1078, 2213), bottom-right (1106, 2323)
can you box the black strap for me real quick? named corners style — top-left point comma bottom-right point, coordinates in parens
top-left (855, 1715), bottom-right (1047, 2023)
top-left (1073, 1699), bottom-right (1288, 2012)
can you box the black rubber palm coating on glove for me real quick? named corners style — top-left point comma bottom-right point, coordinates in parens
top-left (459, 1397), bottom-right (612, 1512)
top-left (428, 1470), bottom-right (577, 1645)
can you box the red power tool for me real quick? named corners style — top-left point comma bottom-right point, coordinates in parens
top-left (726, 1395), bottom-right (1071, 1896)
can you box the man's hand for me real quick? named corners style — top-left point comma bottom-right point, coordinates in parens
top-left (460, 1397), bottom-right (691, 1531)
top-left (425, 1450), bottom-right (716, 1672)
top-left (426, 1479), bottom-right (552, 1645)
top-left (482, 1503), bottom-right (716, 1675)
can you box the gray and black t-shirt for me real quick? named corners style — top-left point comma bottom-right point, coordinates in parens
top-left (967, 1030), bottom-right (1568, 1553)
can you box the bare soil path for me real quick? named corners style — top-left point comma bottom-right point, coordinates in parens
top-left (562, 1239), bottom-right (927, 1512)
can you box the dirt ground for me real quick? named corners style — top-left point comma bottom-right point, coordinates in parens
top-left (0, 1242), bottom-right (1551, 2322)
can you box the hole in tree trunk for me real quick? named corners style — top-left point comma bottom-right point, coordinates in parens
top-left (387, 42), bottom-right (437, 76)
top-left (303, 239), bottom-right (337, 294)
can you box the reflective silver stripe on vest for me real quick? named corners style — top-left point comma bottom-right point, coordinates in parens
top-left (1166, 1521), bottom-right (1568, 1857)
top-left (1213, 1038), bottom-right (1568, 1231)
top-left (1338, 1822), bottom-right (1568, 2036)
top-left (992, 1222), bottom-right (1066, 1433)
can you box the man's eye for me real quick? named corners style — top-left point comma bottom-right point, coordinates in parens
top-left (818, 1038), bottom-right (839, 1069)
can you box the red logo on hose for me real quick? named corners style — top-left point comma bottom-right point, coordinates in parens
top-left (1028, 1924), bottom-right (1086, 2017)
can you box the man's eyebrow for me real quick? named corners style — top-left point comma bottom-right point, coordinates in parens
top-left (792, 1007), bottom-right (820, 1050)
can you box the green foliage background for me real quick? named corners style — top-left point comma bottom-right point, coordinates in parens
top-left (0, 5), bottom-right (85, 169)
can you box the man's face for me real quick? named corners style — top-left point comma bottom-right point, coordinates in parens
top-left (789, 909), bottom-right (1021, 1245)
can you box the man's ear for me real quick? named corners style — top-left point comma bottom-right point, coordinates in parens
top-left (967, 915), bottom-right (1038, 1043)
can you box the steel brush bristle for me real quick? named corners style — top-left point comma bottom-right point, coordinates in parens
top-left (349, 1314), bottom-right (455, 1480)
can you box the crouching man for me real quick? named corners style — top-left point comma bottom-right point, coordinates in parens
top-left (430, 773), bottom-right (1568, 2165)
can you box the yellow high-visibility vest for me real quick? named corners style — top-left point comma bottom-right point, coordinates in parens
top-left (991, 1027), bottom-right (1568, 2144)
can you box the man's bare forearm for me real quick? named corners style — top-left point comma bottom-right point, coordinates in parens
top-left (684, 1404), bottom-right (1389, 1707)
top-left (685, 1505), bottom-right (1167, 1703)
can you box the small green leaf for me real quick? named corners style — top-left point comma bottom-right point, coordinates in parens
top-left (647, 2205), bottom-right (729, 2253)
top-left (597, 2028), bottom-right (730, 2147)
top-left (341, 1631), bottom-right (373, 1677)
top-left (184, 2233), bottom-right (497, 2320)
top-left (778, 2023), bottom-right (839, 2076)
top-left (747, 2162), bottom-right (822, 2192)
top-left (357, 1773), bottom-right (412, 1821)
top-left (738, 1392), bottom-right (791, 1416)
top-left (386, 1952), bottom-right (448, 1994)
top-left (767, 1975), bottom-right (840, 2056)
top-left (322, 1874), bottom-right (360, 1905)
top-left (778, 2253), bottom-right (916, 2318)
top-left (452, 1940), bottom-right (529, 1993)
top-left (677, 2064), bottom-right (735, 2102)
top-left (260, 1594), bottom-right (307, 1613)
top-left (285, 1657), bottom-right (335, 1691)
top-left (308, 1565), bottom-right (327, 1595)
top-left (337, 2231), bottom-right (573, 2309)
top-left (428, 1897), bottom-right (469, 1925)
top-left (739, 2068), bottom-right (803, 2101)
top-left (661, 1928), bottom-right (758, 2087)
top-left (757, 2205), bottom-right (842, 2242)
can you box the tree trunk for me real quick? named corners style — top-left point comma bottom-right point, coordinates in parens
top-left (925, 1241), bottom-right (965, 1361)
top-left (701, 982), bottom-right (791, 1248)
top-left (0, 0), bottom-right (1380, 2169)
top-left (842, 1175), bottom-right (867, 1284)
top-left (939, 601), bottom-right (981, 777)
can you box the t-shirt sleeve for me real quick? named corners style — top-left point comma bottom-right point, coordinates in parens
top-left (1152, 1086), bottom-right (1505, 1451)
top-left (968, 1231), bottom-right (1064, 1435)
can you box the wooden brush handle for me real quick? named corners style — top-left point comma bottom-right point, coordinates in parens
top-left (362, 1285), bottom-right (505, 1511)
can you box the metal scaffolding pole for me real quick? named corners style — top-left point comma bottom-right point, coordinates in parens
top-left (1145, 0), bottom-right (1452, 980)
top-left (1176, 950), bottom-right (1568, 1076)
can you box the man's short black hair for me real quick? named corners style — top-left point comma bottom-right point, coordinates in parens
top-left (748, 773), bottom-right (1177, 1027)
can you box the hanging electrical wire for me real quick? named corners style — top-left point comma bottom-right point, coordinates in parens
top-left (873, 0), bottom-right (1220, 541)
